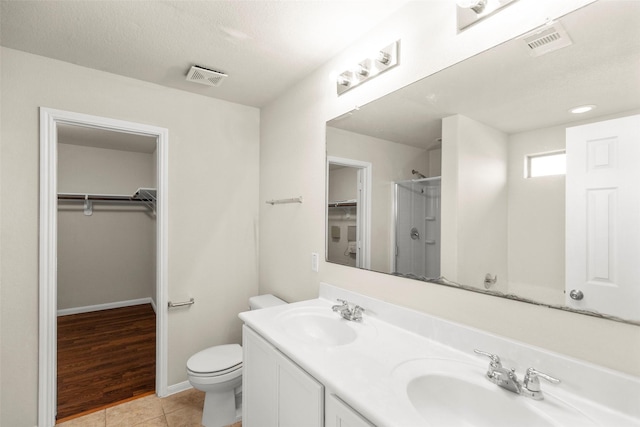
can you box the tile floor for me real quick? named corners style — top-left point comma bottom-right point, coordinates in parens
top-left (57, 388), bottom-right (242, 427)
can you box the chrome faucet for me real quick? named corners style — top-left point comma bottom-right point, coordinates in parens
top-left (331, 299), bottom-right (365, 321)
top-left (474, 349), bottom-right (560, 400)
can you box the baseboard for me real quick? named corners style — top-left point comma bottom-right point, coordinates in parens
top-left (57, 297), bottom-right (154, 316)
top-left (166, 381), bottom-right (193, 396)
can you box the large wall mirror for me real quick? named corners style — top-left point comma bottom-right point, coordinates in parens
top-left (326, 1), bottom-right (640, 324)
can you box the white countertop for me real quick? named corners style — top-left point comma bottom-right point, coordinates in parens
top-left (239, 284), bottom-right (640, 427)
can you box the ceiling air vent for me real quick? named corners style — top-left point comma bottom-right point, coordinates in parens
top-left (521, 22), bottom-right (573, 57)
top-left (186, 65), bottom-right (228, 87)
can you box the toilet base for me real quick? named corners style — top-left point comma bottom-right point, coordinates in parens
top-left (201, 387), bottom-right (242, 427)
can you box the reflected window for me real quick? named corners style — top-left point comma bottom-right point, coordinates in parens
top-left (526, 151), bottom-right (566, 178)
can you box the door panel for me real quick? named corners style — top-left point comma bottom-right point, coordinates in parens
top-left (566, 114), bottom-right (640, 320)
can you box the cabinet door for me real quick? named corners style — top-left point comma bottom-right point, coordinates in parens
top-left (243, 325), bottom-right (278, 427)
top-left (325, 393), bottom-right (375, 427)
top-left (243, 325), bottom-right (324, 427)
top-left (276, 350), bottom-right (324, 427)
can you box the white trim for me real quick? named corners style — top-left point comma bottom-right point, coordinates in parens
top-left (39, 108), bottom-right (169, 426)
top-left (56, 297), bottom-right (155, 317)
top-left (326, 156), bottom-right (372, 269)
top-left (166, 381), bottom-right (194, 396)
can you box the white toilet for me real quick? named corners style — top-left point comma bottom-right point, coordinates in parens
top-left (187, 294), bottom-right (287, 427)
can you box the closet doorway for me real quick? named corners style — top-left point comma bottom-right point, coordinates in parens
top-left (39, 109), bottom-right (168, 426)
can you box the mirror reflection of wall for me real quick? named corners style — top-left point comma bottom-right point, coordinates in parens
top-left (326, 127), bottom-right (439, 273)
top-left (441, 114), bottom-right (509, 293)
top-left (325, 1), bottom-right (640, 324)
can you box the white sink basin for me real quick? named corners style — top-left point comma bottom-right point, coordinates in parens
top-left (275, 307), bottom-right (374, 347)
top-left (395, 359), bottom-right (596, 427)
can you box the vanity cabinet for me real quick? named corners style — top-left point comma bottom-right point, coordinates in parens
top-left (325, 393), bottom-right (375, 427)
top-left (242, 325), bottom-right (324, 427)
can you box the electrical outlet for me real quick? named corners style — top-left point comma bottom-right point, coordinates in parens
top-left (311, 252), bottom-right (319, 272)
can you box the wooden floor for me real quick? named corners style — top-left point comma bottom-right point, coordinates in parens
top-left (57, 304), bottom-right (156, 421)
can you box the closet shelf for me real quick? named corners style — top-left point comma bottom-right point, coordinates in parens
top-left (58, 188), bottom-right (157, 214)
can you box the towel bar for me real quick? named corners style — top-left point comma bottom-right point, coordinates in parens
top-left (168, 298), bottom-right (195, 308)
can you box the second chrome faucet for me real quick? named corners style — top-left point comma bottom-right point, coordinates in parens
top-left (474, 349), bottom-right (560, 400)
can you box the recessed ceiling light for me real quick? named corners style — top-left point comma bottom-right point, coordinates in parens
top-left (569, 105), bottom-right (596, 114)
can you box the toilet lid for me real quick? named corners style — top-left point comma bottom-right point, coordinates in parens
top-left (187, 344), bottom-right (242, 374)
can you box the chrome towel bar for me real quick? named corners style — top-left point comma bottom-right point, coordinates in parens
top-left (168, 298), bottom-right (194, 308)
top-left (266, 196), bottom-right (303, 205)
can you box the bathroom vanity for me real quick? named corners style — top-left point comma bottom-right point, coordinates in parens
top-left (239, 283), bottom-right (640, 426)
top-left (242, 323), bottom-right (375, 427)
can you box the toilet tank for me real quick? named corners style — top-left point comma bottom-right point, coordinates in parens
top-left (248, 294), bottom-right (287, 310)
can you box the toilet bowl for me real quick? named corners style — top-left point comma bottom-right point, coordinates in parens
top-left (187, 294), bottom-right (287, 427)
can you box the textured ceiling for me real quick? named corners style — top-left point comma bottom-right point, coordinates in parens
top-left (1, 0), bottom-right (409, 107)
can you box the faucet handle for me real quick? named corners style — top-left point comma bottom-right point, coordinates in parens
top-left (352, 305), bottom-right (365, 320)
top-left (522, 368), bottom-right (560, 400)
top-left (332, 299), bottom-right (349, 311)
top-left (524, 368), bottom-right (560, 389)
top-left (473, 349), bottom-right (502, 369)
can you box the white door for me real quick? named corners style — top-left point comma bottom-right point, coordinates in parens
top-left (565, 114), bottom-right (640, 321)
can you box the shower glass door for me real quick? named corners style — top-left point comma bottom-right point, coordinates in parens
top-left (394, 177), bottom-right (441, 280)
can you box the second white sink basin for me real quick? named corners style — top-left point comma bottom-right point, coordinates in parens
top-left (395, 359), bottom-right (596, 427)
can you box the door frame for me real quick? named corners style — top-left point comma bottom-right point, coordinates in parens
top-left (326, 156), bottom-right (372, 269)
top-left (38, 108), bottom-right (169, 426)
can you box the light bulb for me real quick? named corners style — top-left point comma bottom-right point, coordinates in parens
top-left (569, 105), bottom-right (596, 114)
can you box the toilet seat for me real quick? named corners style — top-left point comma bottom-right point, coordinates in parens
top-left (187, 344), bottom-right (242, 377)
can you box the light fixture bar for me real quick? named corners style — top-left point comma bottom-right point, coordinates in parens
top-left (337, 40), bottom-right (400, 96)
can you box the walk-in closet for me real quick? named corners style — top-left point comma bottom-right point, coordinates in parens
top-left (56, 124), bottom-right (158, 421)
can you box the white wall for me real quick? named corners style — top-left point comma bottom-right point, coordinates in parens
top-left (507, 126), bottom-right (566, 305)
top-left (259, 0), bottom-right (640, 379)
top-left (0, 47), bottom-right (259, 426)
top-left (441, 114), bottom-right (508, 291)
top-left (57, 143), bottom-right (156, 310)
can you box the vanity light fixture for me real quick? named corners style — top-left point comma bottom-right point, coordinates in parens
top-left (457, 0), bottom-right (519, 31)
top-left (456, 0), bottom-right (487, 14)
top-left (337, 40), bottom-right (400, 96)
top-left (569, 104), bottom-right (596, 114)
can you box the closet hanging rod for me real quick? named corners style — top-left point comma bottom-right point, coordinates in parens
top-left (265, 196), bottom-right (303, 205)
top-left (57, 192), bottom-right (146, 202)
top-left (328, 201), bottom-right (356, 208)
top-left (58, 188), bottom-right (157, 215)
